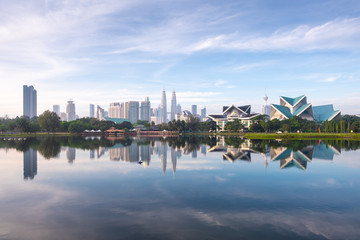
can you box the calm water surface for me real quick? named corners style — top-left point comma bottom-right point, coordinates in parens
top-left (0, 136), bottom-right (359, 240)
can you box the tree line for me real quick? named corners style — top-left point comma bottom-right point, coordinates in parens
top-left (224, 114), bottom-right (360, 133)
top-left (1, 110), bottom-right (360, 134)
top-left (0, 110), bottom-right (133, 133)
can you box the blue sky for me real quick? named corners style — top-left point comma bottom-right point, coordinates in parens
top-left (1, 0), bottom-right (360, 117)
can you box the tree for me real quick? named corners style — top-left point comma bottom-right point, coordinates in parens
top-left (0, 124), bottom-right (8, 132)
top-left (38, 110), bottom-right (61, 133)
top-left (187, 116), bottom-right (200, 132)
top-left (116, 121), bottom-right (133, 130)
top-left (225, 119), bottom-right (245, 132)
top-left (280, 123), bottom-right (290, 132)
top-left (68, 122), bottom-right (86, 133)
top-left (16, 116), bottom-right (31, 132)
top-left (350, 122), bottom-right (360, 133)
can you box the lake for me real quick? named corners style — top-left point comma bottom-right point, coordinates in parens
top-left (0, 136), bottom-right (359, 240)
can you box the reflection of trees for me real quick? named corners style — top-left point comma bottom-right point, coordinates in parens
top-left (0, 138), bottom-right (39, 152)
top-left (166, 136), bottom-right (201, 153)
top-left (323, 139), bottom-right (360, 151)
top-left (258, 139), bottom-right (319, 151)
top-left (225, 137), bottom-right (245, 148)
top-left (38, 137), bottom-right (61, 159)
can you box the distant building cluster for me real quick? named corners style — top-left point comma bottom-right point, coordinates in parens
top-left (88, 89), bottom-right (206, 125)
top-left (22, 85), bottom-right (340, 125)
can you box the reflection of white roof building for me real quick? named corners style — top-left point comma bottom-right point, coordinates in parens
top-left (207, 105), bottom-right (260, 131)
top-left (271, 95), bottom-right (341, 122)
top-left (207, 138), bottom-right (259, 162)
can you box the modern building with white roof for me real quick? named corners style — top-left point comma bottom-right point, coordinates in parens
top-left (207, 105), bottom-right (260, 131)
top-left (271, 95), bottom-right (341, 122)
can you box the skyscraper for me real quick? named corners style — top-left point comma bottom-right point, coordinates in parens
top-left (53, 105), bottom-right (60, 116)
top-left (170, 90), bottom-right (176, 121)
top-left (176, 104), bottom-right (182, 114)
top-left (160, 89), bottom-right (167, 123)
top-left (124, 101), bottom-right (139, 124)
top-left (23, 85), bottom-right (37, 118)
top-left (97, 105), bottom-right (105, 120)
top-left (200, 107), bottom-right (206, 121)
top-left (191, 105), bottom-right (197, 116)
top-left (90, 104), bottom-right (95, 118)
top-left (66, 100), bottom-right (76, 121)
top-left (140, 97), bottom-right (151, 122)
top-left (109, 102), bottom-right (121, 118)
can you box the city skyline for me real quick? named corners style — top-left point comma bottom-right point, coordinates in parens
top-left (1, 1), bottom-right (360, 117)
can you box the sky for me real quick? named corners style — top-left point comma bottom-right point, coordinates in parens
top-left (1, 0), bottom-right (360, 118)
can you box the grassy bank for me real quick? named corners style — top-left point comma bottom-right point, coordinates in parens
top-left (183, 132), bottom-right (360, 140)
top-left (0, 132), bottom-right (79, 137)
top-left (243, 133), bottom-right (360, 140)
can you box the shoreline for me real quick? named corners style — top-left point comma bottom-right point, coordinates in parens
top-left (0, 132), bottom-right (78, 137)
top-left (182, 132), bottom-right (360, 140)
top-left (1, 132), bottom-right (360, 140)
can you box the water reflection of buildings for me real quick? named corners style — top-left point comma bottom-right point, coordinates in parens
top-left (23, 148), bottom-right (37, 180)
top-left (271, 146), bottom-right (313, 170)
top-left (208, 137), bottom-right (341, 171)
top-left (110, 147), bottom-right (121, 161)
top-left (140, 145), bottom-right (151, 167)
top-left (66, 147), bottom-right (76, 164)
top-left (208, 138), bottom-right (257, 163)
top-left (171, 147), bottom-right (177, 174)
top-left (271, 143), bottom-right (340, 170)
top-left (90, 150), bottom-right (95, 159)
top-left (161, 143), bottom-right (167, 174)
top-left (97, 147), bottom-right (108, 159)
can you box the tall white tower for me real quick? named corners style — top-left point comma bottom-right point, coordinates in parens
top-left (170, 90), bottom-right (176, 121)
top-left (262, 92), bottom-right (271, 116)
top-left (160, 89), bottom-right (167, 123)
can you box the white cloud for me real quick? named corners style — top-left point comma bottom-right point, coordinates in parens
top-left (215, 80), bottom-right (227, 86)
top-left (321, 76), bottom-right (339, 82)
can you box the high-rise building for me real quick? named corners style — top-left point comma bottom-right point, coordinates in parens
top-left (120, 102), bottom-right (125, 118)
top-left (66, 100), bottom-right (76, 121)
top-left (97, 105), bottom-right (105, 120)
top-left (160, 89), bottom-right (167, 123)
top-left (23, 85), bottom-right (37, 118)
top-left (170, 90), bottom-right (176, 121)
top-left (53, 105), bottom-right (60, 116)
top-left (200, 107), bottom-right (206, 121)
top-left (176, 104), bottom-right (182, 114)
top-left (109, 102), bottom-right (121, 118)
top-left (191, 105), bottom-right (197, 116)
top-left (124, 101), bottom-right (139, 124)
top-left (60, 112), bottom-right (67, 121)
top-left (90, 104), bottom-right (95, 118)
top-left (140, 97), bottom-right (151, 122)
